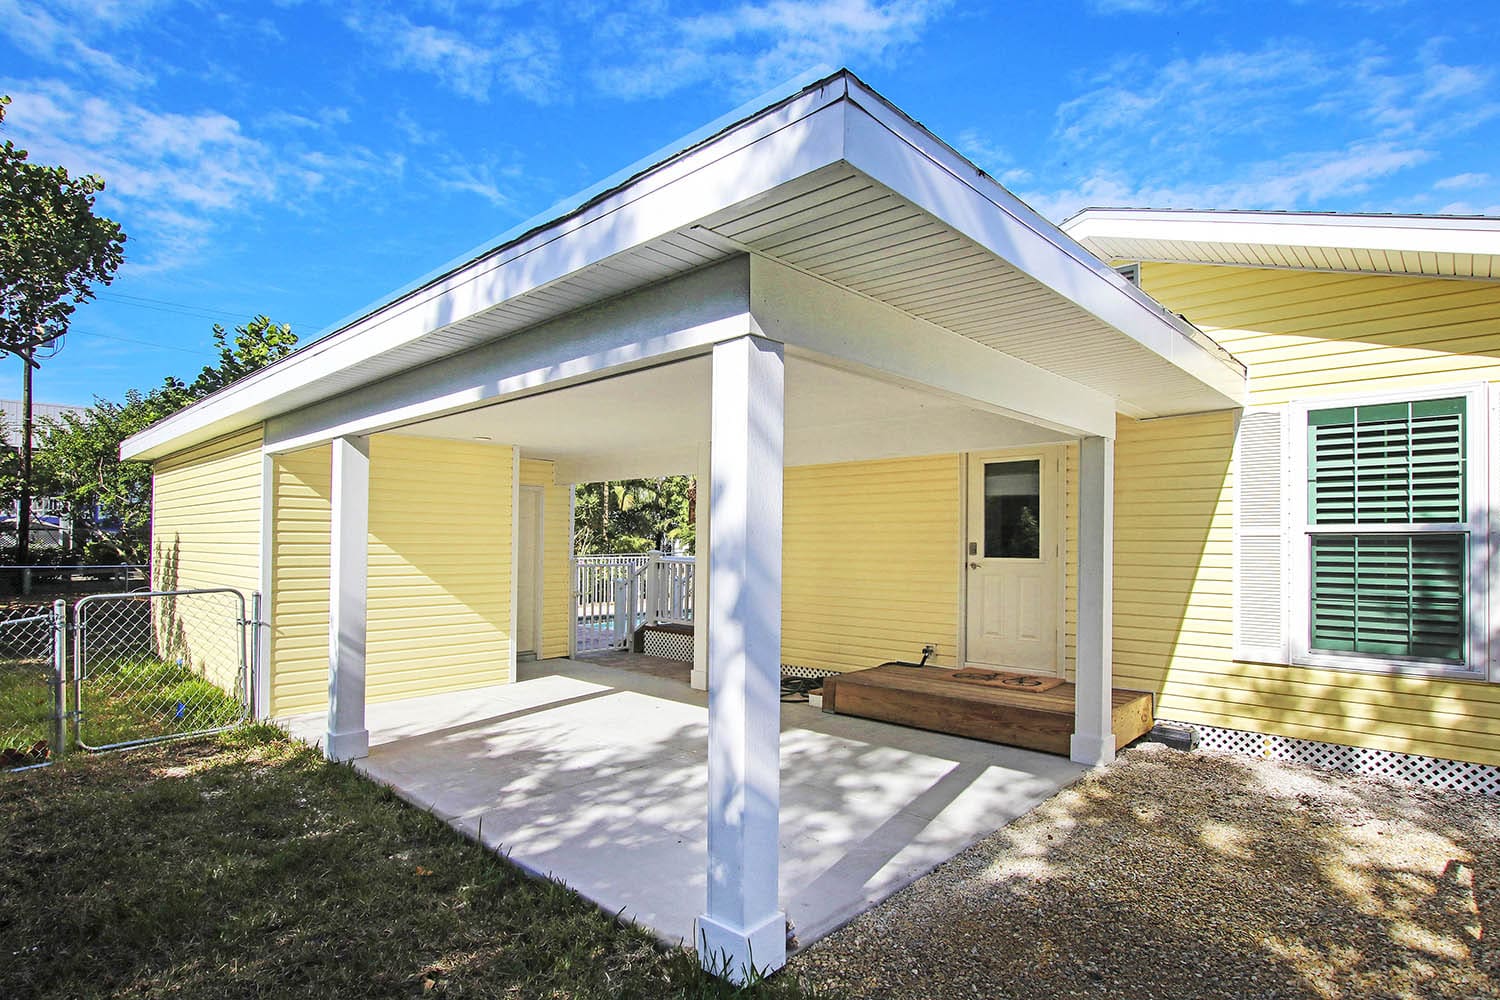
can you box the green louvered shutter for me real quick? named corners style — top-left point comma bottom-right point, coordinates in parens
top-left (1306, 398), bottom-right (1467, 663)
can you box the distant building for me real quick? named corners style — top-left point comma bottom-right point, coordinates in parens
top-left (0, 399), bottom-right (88, 450)
top-left (0, 399), bottom-right (90, 542)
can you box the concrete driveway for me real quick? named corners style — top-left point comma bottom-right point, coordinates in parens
top-left (283, 657), bottom-right (1082, 950)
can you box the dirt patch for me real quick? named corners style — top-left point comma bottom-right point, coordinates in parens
top-left (791, 743), bottom-right (1500, 1000)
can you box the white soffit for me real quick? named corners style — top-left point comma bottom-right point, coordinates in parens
top-left (1063, 208), bottom-right (1500, 280)
top-left (123, 71), bottom-right (1245, 462)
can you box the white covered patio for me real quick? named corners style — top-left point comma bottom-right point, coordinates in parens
top-left (125, 71), bottom-right (1247, 981)
top-left (285, 655), bottom-right (1083, 950)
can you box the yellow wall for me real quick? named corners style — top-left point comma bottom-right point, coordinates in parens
top-left (268, 436), bottom-right (516, 715)
top-left (149, 425), bottom-right (263, 691)
top-left (151, 425), bottom-right (263, 595)
top-left (519, 458), bottom-right (571, 659)
top-left (783, 454), bottom-right (961, 672)
top-left (365, 435), bottom-right (514, 702)
top-left (268, 445), bottom-right (332, 716)
top-left (1114, 263), bottom-right (1500, 765)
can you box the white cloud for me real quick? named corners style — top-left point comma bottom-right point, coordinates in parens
top-left (343, 9), bottom-right (562, 103)
top-left (1434, 172), bottom-right (1492, 191)
top-left (1087, 0), bottom-right (1202, 13)
top-left (1, 79), bottom-right (399, 270)
top-left (0, 0), bottom-right (156, 88)
top-left (339, 0), bottom-right (948, 104)
top-left (591, 0), bottom-right (950, 99)
top-left (1009, 38), bottom-right (1496, 220)
top-left (429, 156), bottom-right (527, 209)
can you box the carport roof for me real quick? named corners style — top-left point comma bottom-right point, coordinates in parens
top-left (123, 69), bottom-right (1247, 462)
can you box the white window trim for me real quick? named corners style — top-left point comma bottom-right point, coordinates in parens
top-left (1287, 381), bottom-right (1490, 681)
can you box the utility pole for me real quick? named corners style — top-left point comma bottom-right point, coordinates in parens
top-left (16, 346), bottom-right (34, 565)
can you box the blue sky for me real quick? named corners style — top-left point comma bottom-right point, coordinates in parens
top-left (3, 0), bottom-right (1497, 405)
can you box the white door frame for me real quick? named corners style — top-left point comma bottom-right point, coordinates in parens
top-left (960, 445), bottom-right (1067, 675)
top-left (517, 484), bottom-right (545, 658)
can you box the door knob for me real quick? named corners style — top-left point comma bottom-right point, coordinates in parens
top-left (968, 561), bottom-right (981, 569)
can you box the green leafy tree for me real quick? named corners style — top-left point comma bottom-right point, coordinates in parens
top-left (1, 93), bottom-right (126, 562)
top-left (37, 320), bottom-right (297, 562)
top-left (0, 94), bottom-right (126, 352)
top-left (190, 315), bottom-right (296, 395)
top-left (573, 476), bottom-right (695, 555)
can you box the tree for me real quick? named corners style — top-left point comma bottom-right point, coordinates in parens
top-left (0, 93), bottom-right (127, 562)
top-left (36, 319), bottom-right (297, 562)
top-left (0, 95), bottom-right (126, 351)
top-left (190, 315), bottom-right (296, 396)
top-left (573, 476), bottom-right (695, 555)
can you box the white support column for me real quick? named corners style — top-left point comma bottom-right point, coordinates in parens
top-left (1071, 434), bottom-right (1116, 767)
top-left (326, 435), bottom-right (370, 762)
top-left (696, 335), bottom-right (786, 982)
top-left (690, 443), bottom-right (711, 691)
top-left (254, 450), bottom-right (275, 720)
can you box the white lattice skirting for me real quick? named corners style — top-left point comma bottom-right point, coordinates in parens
top-left (641, 629), bottom-right (694, 662)
top-left (1194, 723), bottom-right (1500, 797)
top-left (781, 664), bottom-right (841, 680)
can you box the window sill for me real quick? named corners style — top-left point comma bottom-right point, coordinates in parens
top-left (1289, 651), bottom-right (1486, 682)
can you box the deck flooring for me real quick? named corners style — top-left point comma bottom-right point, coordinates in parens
top-left (822, 665), bottom-right (1154, 757)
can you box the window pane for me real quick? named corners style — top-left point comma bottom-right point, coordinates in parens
top-left (1310, 533), bottom-right (1465, 662)
top-left (1308, 398), bottom-right (1465, 525)
top-left (983, 460), bottom-right (1040, 559)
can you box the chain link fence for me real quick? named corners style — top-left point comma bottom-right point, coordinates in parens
top-left (74, 589), bottom-right (251, 752)
top-left (0, 603), bottom-right (64, 770)
top-left (0, 587), bottom-right (258, 769)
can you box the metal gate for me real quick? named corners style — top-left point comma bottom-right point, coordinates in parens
top-left (74, 588), bottom-right (251, 752)
top-left (0, 605), bottom-right (65, 771)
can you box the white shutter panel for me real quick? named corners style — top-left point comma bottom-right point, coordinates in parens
top-left (1234, 406), bottom-right (1291, 663)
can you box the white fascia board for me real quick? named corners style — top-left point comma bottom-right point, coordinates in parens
top-left (839, 84), bottom-right (1247, 410)
top-left (1063, 209), bottom-right (1500, 259)
top-left (751, 255), bottom-right (1117, 439)
top-left (122, 81), bottom-right (853, 463)
top-left (263, 257), bottom-right (753, 454)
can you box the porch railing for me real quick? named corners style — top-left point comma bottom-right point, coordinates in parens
top-left (572, 551), bottom-right (694, 654)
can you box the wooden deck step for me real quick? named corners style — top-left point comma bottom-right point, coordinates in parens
top-left (821, 665), bottom-right (1154, 758)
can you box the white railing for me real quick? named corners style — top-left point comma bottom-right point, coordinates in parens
top-left (572, 551), bottom-right (694, 654)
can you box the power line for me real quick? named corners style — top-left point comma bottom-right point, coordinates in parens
top-left (70, 329), bottom-right (208, 356)
top-left (97, 291), bottom-right (313, 330)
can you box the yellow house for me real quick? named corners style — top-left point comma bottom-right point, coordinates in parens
top-left (1063, 209), bottom-right (1500, 786)
top-left (121, 72), bottom-right (1500, 976)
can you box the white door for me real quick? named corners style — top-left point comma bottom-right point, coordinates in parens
top-left (517, 486), bottom-right (542, 657)
top-left (965, 450), bottom-right (1062, 673)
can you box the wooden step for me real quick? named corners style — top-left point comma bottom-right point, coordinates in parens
top-left (821, 665), bottom-right (1153, 758)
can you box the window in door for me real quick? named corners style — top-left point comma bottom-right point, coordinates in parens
top-left (983, 460), bottom-right (1041, 559)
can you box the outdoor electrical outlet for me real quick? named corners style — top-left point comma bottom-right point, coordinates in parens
top-left (923, 644), bottom-right (937, 658)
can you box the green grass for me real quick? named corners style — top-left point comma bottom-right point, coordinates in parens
top-left (1, 654), bottom-right (245, 760)
top-left (0, 657), bottom-right (56, 760)
top-left (0, 726), bottom-right (835, 999)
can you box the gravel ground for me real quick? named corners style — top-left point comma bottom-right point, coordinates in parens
top-left (789, 743), bottom-right (1500, 1000)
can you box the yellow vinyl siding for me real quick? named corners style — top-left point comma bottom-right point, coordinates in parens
top-left (1110, 262), bottom-right (1500, 765)
top-left (268, 445), bottom-right (331, 716)
top-left (366, 435), bottom-right (513, 701)
top-left (783, 454), bottom-right (960, 672)
top-left (149, 425), bottom-right (264, 693)
top-left (519, 458), bottom-right (570, 659)
top-left (1142, 263), bottom-right (1500, 404)
top-left (268, 437), bottom-right (516, 715)
top-left (151, 425), bottom-right (263, 595)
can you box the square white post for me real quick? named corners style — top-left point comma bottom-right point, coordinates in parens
top-left (1071, 434), bottom-right (1116, 767)
top-left (326, 435), bottom-right (370, 762)
top-left (696, 335), bottom-right (786, 982)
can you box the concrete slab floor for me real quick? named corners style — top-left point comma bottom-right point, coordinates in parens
top-left (282, 657), bottom-right (1084, 952)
